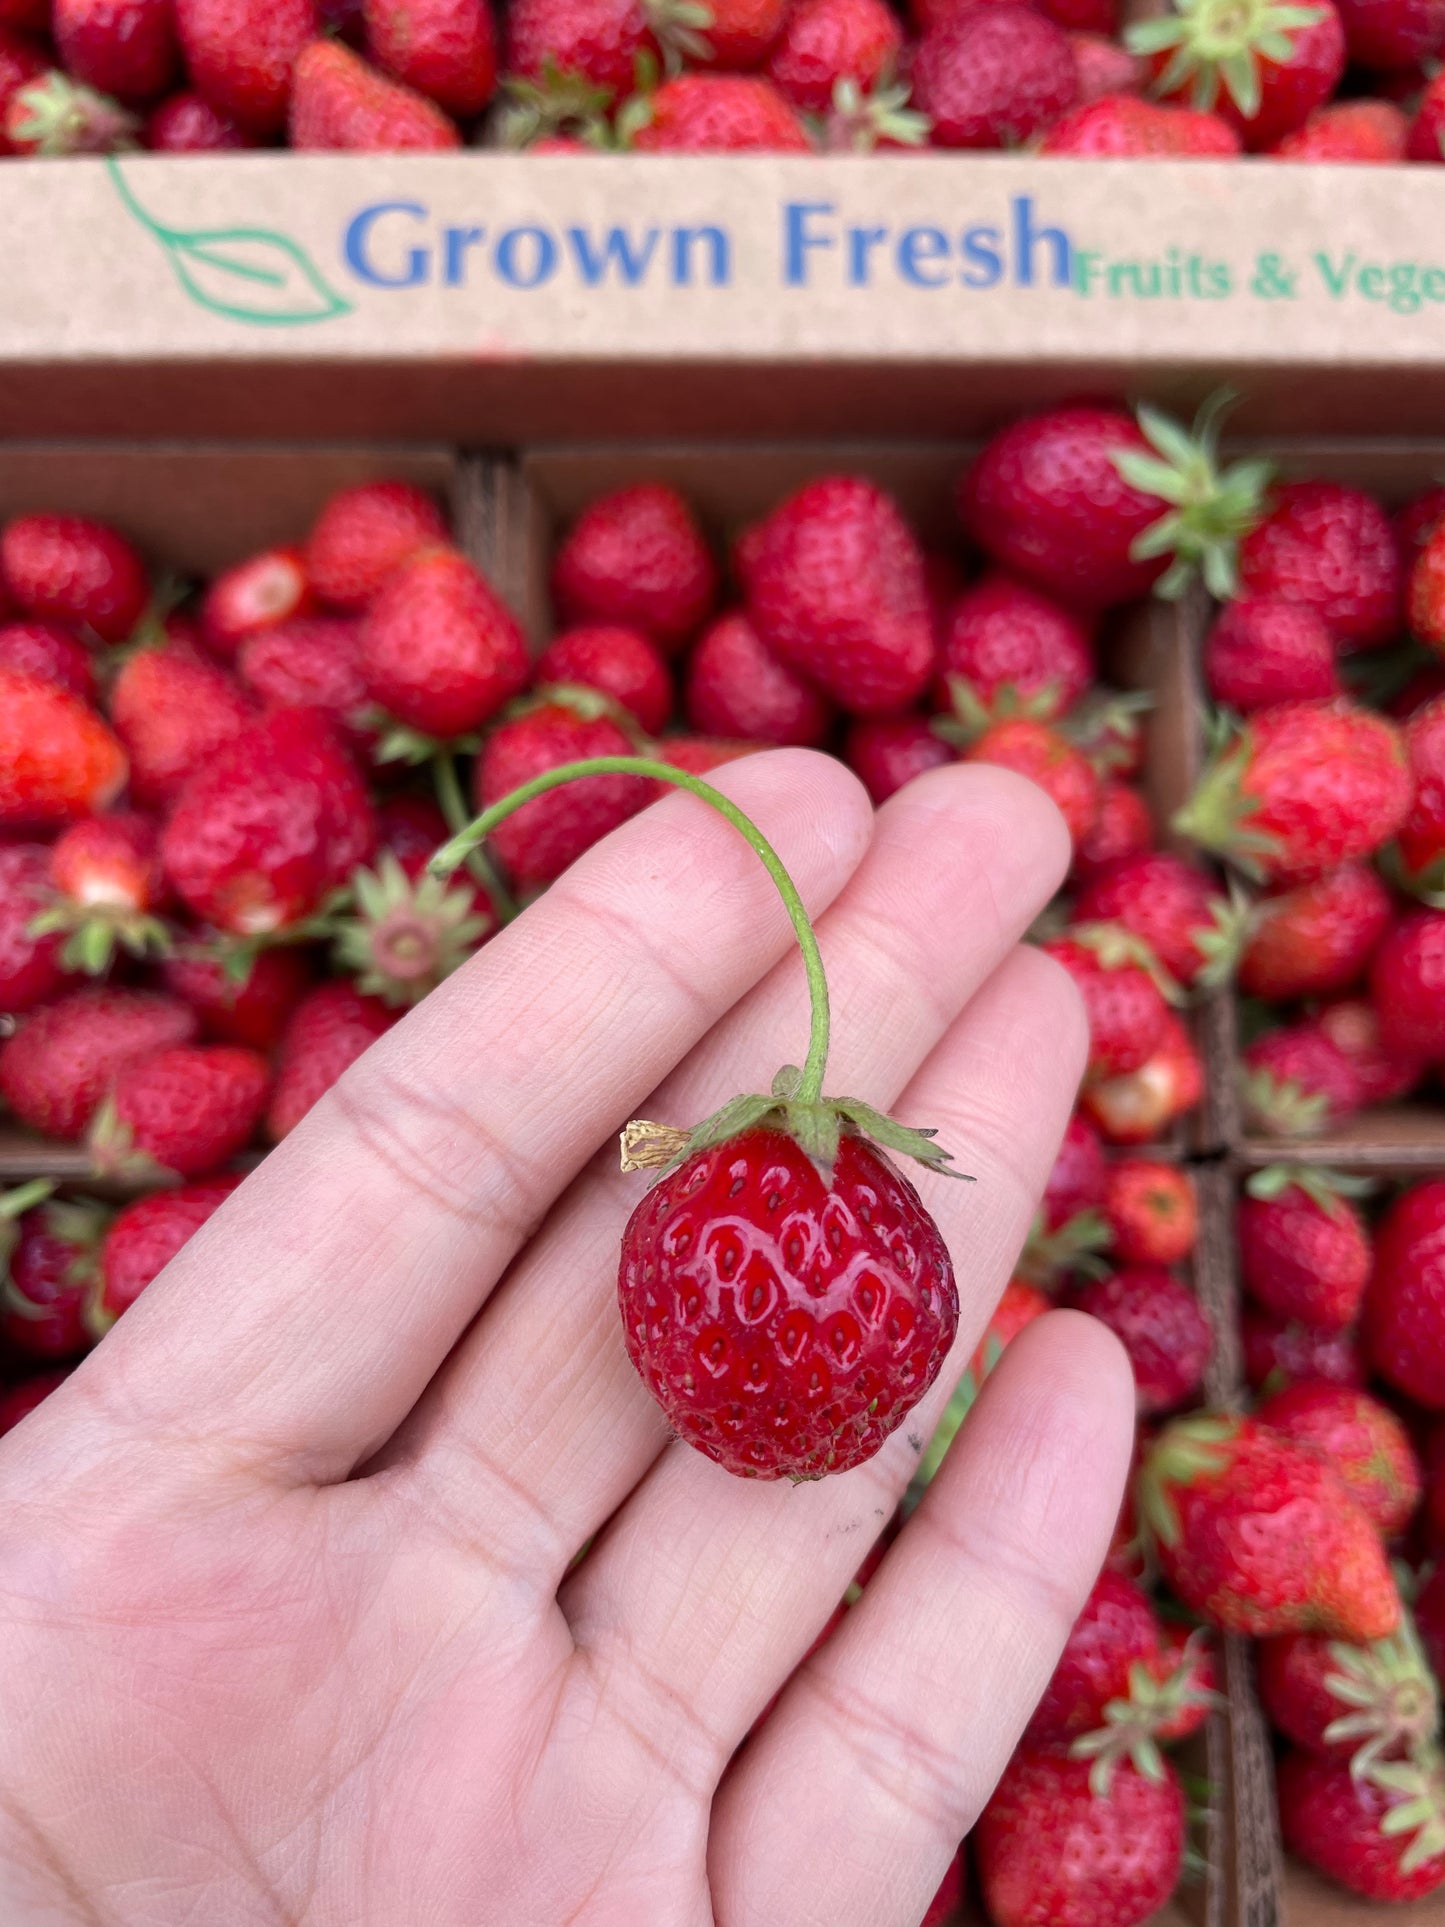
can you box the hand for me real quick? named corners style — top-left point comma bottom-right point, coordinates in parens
top-left (0, 751), bottom-right (1134, 1927)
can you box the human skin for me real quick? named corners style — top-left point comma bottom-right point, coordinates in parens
top-left (0, 750), bottom-right (1134, 1927)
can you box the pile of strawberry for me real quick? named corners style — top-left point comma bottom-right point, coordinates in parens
top-left (6, 0), bottom-right (1445, 157)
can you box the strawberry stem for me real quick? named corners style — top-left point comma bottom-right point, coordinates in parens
top-left (431, 755), bottom-right (832, 1103)
top-left (432, 750), bottom-right (518, 925)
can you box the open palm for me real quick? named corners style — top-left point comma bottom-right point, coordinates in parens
top-left (0, 751), bottom-right (1133, 1927)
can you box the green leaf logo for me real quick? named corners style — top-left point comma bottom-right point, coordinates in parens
top-left (106, 157), bottom-right (352, 328)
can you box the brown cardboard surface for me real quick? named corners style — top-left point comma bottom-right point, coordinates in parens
top-left (1281, 1862), bottom-right (1445, 1924)
top-left (11, 156), bottom-right (1445, 438)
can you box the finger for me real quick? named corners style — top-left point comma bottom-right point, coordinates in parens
top-left (84, 751), bottom-right (874, 1482)
top-left (394, 768), bottom-right (1071, 1583)
top-left (558, 943), bottom-right (1089, 1794)
top-left (712, 1312), bottom-right (1135, 1927)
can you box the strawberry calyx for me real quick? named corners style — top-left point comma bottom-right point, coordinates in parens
top-left (1018, 1207), bottom-right (1112, 1286)
top-left (1070, 920), bottom-right (1186, 1005)
top-left (85, 1095), bottom-right (175, 1185)
top-left (932, 675), bottom-right (1066, 749)
top-left (8, 73), bottom-right (140, 155)
top-left (1070, 1632), bottom-right (1222, 1796)
top-left (28, 899), bottom-right (172, 977)
top-left (644, 0), bottom-right (716, 70)
top-left (813, 74), bottom-right (932, 152)
top-left (1062, 689), bottom-right (1154, 776)
top-left (1137, 1410), bottom-right (1240, 1547)
top-left (1318, 1616), bottom-right (1441, 1782)
top-left (1190, 884), bottom-right (1253, 990)
top-left (1241, 1063), bottom-right (1330, 1137)
top-left (1245, 1163), bottom-right (1374, 1211)
top-left (1173, 724), bottom-right (1282, 879)
top-left (497, 60), bottom-right (617, 147)
top-left (1127, 0), bottom-right (1328, 121)
top-left (1110, 398), bottom-right (1273, 602)
top-left (1371, 1747), bottom-right (1445, 1876)
top-left (332, 851), bottom-right (492, 1008)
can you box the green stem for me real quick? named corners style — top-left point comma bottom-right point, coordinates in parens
top-left (431, 756), bottom-right (832, 1103)
top-left (432, 751), bottom-right (518, 926)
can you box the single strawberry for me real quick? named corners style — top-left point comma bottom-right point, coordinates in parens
top-left (1175, 700), bottom-right (1411, 883)
top-left (1042, 925), bottom-right (1173, 1080)
top-left (37, 811), bottom-right (169, 975)
top-left (1101, 1158), bottom-right (1197, 1265)
top-left (1240, 1167), bottom-right (1372, 1330)
top-left (623, 71), bottom-right (814, 148)
top-left (1242, 1021), bottom-right (1364, 1138)
top-left (1259, 1380), bottom-right (1423, 1537)
top-left (1407, 66), bottom-right (1445, 158)
top-left (161, 708), bottom-right (376, 936)
top-left (504, 0), bottom-right (655, 97)
top-left (1369, 909), bottom-right (1445, 1061)
top-left (685, 611), bottom-right (832, 749)
top-left (238, 616), bottom-right (369, 740)
top-left (360, 548), bottom-right (527, 741)
top-left (144, 87), bottom-right (255, 145)
top-left (976, 1749), bottom-right (1185, 1927)
top-left (0, 671), bottom-right (127, 828)
top-left (912, 4), bottom-right (1076, 146)
top-left (267, 980), bottom-right (396, 1140)
top-left (843, 714), bottom-right (953, 805)
top-left (1, 1191), bottom-right (109, 1360)
top-left (108, 641), bottom-right (254, 807)
top-left (1, 513), bottom-right (148, 642)
top-left (1074, 851), bottom-right (1229, 988)
top-left (552, 485), bottom-right (717, 651)
top-left (1071, 1264), bottom-right (1212, 1415)
top-left (1278, 1748), bottom-right (1445, 1901)
top-left (958, 400), bottom-right (1268, 610)
top-left (1069, 29), bottom-right (1143, 98)
top-left (201, 546), bottom-right (314, 657)
top-left (1025, 1570), bottom-right (1163, 1745)
top-left (332, 849), bottom-right (492, 1006)
top-left (684, 0), bottom-right (790, 69)
top-left (1317, 995), bottom-right (1426, 1105)
top-left (174, 0), bottom-right (318, 132)
top-left (1269, 97), bottom-right (1409, 157)
top-left (0, 844), bottom-right (71, 1013)
top-left (0, 619), bottom-right (98, 700)
top-left (363, 0), bottom-right (496, 116)
top-left (1072, 781), bottom-right (1155, 880)
top-left (0, 985), bottom-right (196, 1140)
top-left (475, 696), bottom-right (650, 890)
top-left (0, 1370), bottom-right (69, 1436)
top-left (1259, 1621), bottom-right (1439, 1775)
top-left (1039, 89), bottom-right (1242, 150)
top-left (1334, 0), bottom-right (1445, 66)
top-left (1237, 480), bottom-right (1402, 648)
top-left (94, 1174), bottom-right (243, 1326)
top-left (163, 943), bottom-right (311, 1050)
top-left (1203, 595), bottom-right (1340, 711)
top-left (767, 0), bottom-right (901, 112)
top-left (1081, 1009), bottom-right (1203, 1143)
top-left (55, 0), bottom-right (179, 101)
top-left (1243, 1303), bottom-right (1366, 1393)
top-left (290, 36), bottom-right (463, 144)
top-left (1394, 691), bottom-right (1445, 894)
top-left (934, 573), bottom-right (1095, 723)
top-left (5, 68), bottom-right (140, 152)
top-left (538, 625), bottom-right (673, 736)
top-left (1238, 864), bottom-right (1393, 1002)
top-left (89, 1045), bottom-right (269, 1180)
top-left (966, 718), bottom-right (1101, 846)
top-left (1367, 1179), bottom-right (1445, 1410)
top-left (305, 480), bottom-right (449, 612)
top-left (738, 476), bottom-right (934, 716)
top-left (1130, 0), bottom-right (1345, 150)
top-left (1139, 1411), bottom-right (1400, 1638)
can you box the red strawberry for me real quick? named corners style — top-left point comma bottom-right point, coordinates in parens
top-left (959, 401), bottom-right (1265, 610)
top-left (1145, 1623), bottom-right (1218, 1741)
top-left (94, 1174), bottom-right (242, 1325)
top-left (913, 5), bottom-right (1076, 146)
top-left (934, 573), bottom-right (1095, 723)
top-left (1072, 780), bottom-right (1154, 880)
top-left (1238, 481), bottom-right (1402, 648)
top-left (40, 811), bottom-right (168, 975)
top-left (1278, 1748), bottom-right (1445, 1902)
top-left (1243, 1021), bottom-right (1364, 1138)
top-left (976, 1749), bottom-right (1185, 1927)
top-left (1334, 0), bottom-right (1445, 66)
top-left (89, 1045), bottom-right (268, 1179)
top-left (0, 1370), bottom-right (69, 1436)
top-left (332, 850), bottom-right (492, 1006)
top-left (0, 24), bottom-right (45, 154)
top-left (0, 619), bottom-right (97, 700)
top-left (174, 0), bottom-right (318, 132)
top-left (0, 671), bottom-right (127, 828)
top-left (1042, 926), bottom-right (1172, 1080)
top-left (5, 68), bottom-right (140, 153)
top-left (618, 1121), bottom-right (956, 1478)
top-left (1081, 1009), bottom-right (1203, 1143)
top-left (538, 624), bottom-right (672, 736)
top-left (1071, 1265), bottom-right (1212, 1414)
top-left (1408, 66), bottom-right (1445, 158)
top-left (201, 546), bottom-right (314, 657)
top-left (843, 714), bottom-right (953, 805)
top-left (0, 0), bottom-right (48, 26)
top-left (267, 980), bottom-right (395, 1140)
top-left (653, 736), bottom-right (760, 782)
top-left (738, 477), bottom-right (934, 715)
top-left (305, 480), bottom-right (448, 612)
top-left (1042, 1111), bottom-right (1108, 1230)
top-left (1039, 90), bottom-right (1241, 151)
top-left (967, 718), bottom-right (1100, 846)
top-left (0, 844), bottom-right (71, 1013)
top-left (0, 1191), bottom-right (108, 1360)
top-left (1132, 0), bottom-right (1345, 149)
top-left (290, 35), bottom-right (462, 144)
top-left (1070, 30), bottom-right (1144, 99)
top-left (1269, 97), bottom-right (1409, 157)
top-left (1240, 1167), bottom-right (1372, 1331)
top-left (1203, 595), bottom-right (1340, 711)
top-left (669, 0), bottom-right (787, 68)
top-left (1176, 701), bottom-right (1411, 883)
top-left (1101, 1159), bottom-right (1197, 1265)
top-left (1367, 1180), bottom-right (1445, 1409)
top-left (1409, 518), bottom-right (1445, 651)
top-left (161, 708), bottom-right (376, 936)
top-left (1073, 851), bottom-right (1228, 988)
top-left (54, 0), bottom-right (178, 101)
top-left (1026, 1570), bottom-right (1162, 1744)
top-left (1243, 1304), bottom-right (1366, 1393)
top-left (625, 72), bottom-right (813, 149)
top-left (1139, 1411), bottom-right (1400, 1639)
top-left (108, 642), bottom-right (254, 808)
top-left (0, 985), bottom-right (196, 1140)
top-left (475, 697), bottom-right (650, 889)
top-left (238, 616), bottom-right (369, 736)
top-left (144, 87), bottom-right (254, 145)
top-left (1259, 1380), bottom-right (1423, 1537)
top-left (767, 0), bottom-right (901, 111)
top-left (1370, 909), bottom-right (1445, 1061)
top-left (363, 0), bottom-right (496, 116)
top-left (1, 513), bottom-right (148, 642)
top-left (1317, 995), bottom-right (1426, 1105)
top-left (1238, 864), bottom-right (1392, 1002)
top-left (163, 944), bottom-right (311, 1050)
top-left (504, 0), bottom-right (654, 95)
top-left (360, 548), bottom-right (526, 739)
top-left (1259, 1624), bottom-right (1439, 1772)
top-left (685, 611), bottom-right (831, 749)
top-left (1395, 691), bottom-right (1445, 893)
top-left (1397, 485), bottom-right (1445, 558)
top-left (552, 485), bottom-right (717, 651)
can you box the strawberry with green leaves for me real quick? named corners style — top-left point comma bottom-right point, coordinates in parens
top-left (332, 849), bottom-right (493, 1007)
top-left (88, 1045), bottom-right (270, 1180)
top-left (1279, 1747), bottom-right (1445, 1901)
top-left (965, 718), bottom-right (1101, 847)
top-left (0, 1184), bottom-right (108, 1360)
top-left (1242, 1021), bottom-right (1364, 1138)
top-left (37, 812), bottom-right (170, 976)
top-left (1238, 1165), bottom-right (1373, 1330)
top-left (1259, 1619), bottom-right (1440, 1777)
top-left (933, 573), bottom-right (1096, 724)
top-left (1042, 924), bottom-right (1176, 1081)
top-left (621, 70), bottom-right (814, 148)
top-left (1073, 850), bottom-right (1231, 989)
top-left (1128, 0), bottom-right (1346, 151)
top-left (538, 625), bottom-right (674, 736)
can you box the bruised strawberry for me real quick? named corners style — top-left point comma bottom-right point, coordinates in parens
top-left (1239, 1166), bottom-right (1372, 1331)
top-left (95, 1174), bottom-right (242, 1324)
top-left (1203, 595), bottom-right (1340, 711)
top-left (89, 1045), bottom-right (269, 1179)
top-left (966, 719), bottom-right (1100, 846)
top-left (1258, 1381), bottom-right (1423, 1537)
top-left (686, 611), bottom-right (832, 749)
top-left (539, 624), bottom-right (673, 736)
top-left (1070, 1265), bottom-right (1212, 1415)
top-left (1367, 1179), bottom-right (1445, 1410)
top-left (0, 671), bottom-right (127, 828)
top-left (1278, 1748), bottom-right (1445, 1902)
top-left (1238, 865), bottom-right (1392, 1001)
top-left (934, 572), bottom-right (1095, 722)
top-left (0, 985), bottom-right (196, 1140)
top-left (361, 548), bottom-right (527, 739)
top-left (552, 484), bottom-right (717, 651)
top-left (1, 512), bottom-right (149, 642)
top-left (145, 87), bottom-right (254, 145)
top-left (475, 695), bottom-right (650, 889)
top-left (1237, 479), bottom-right (1401, 648)
top-left (267, 980), bottom-right (395, 1140)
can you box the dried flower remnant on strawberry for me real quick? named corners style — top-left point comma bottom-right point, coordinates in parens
top-left (433, 753), bottom-right (967, 1481)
